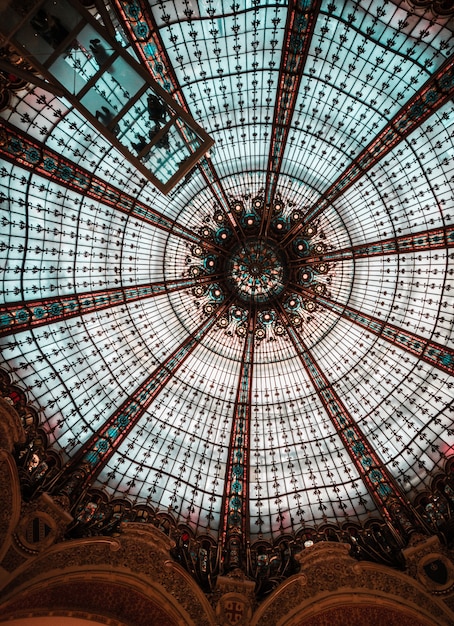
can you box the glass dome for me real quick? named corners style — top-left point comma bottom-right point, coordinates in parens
top-left (0, 0), bottom-right (453, 555)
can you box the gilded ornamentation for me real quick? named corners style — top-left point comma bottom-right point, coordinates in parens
top-left (252, 542), bottom-right (454, 626)
top-left (0, 450), bottom-right (21, 564)
top-left (403, 536), bottom-right (454, 594)
top-left (213, 568), bottom-right (257, 622)
top-left (0, 522), bottom-right (215, 626)
top-left (0, 542), bottom-right (28, 574)
top-left (407, 0), bottom-right (454, 17)
top-left (14, 493), bottom-right (72, 554)
top-left (0, 397), bottom-right (25, 453)
top-left (216, 592), bottom-right (253, 626)
top-left (1, 3), bottom-right (454, 625)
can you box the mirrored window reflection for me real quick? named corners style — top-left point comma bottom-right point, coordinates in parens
top-left (80, 55), bottom-right (144, 112)
top-left (5, 0), bottom-right (212, 192)
top-left (137, 117), bottom-right (202, 184)
top-left (60, 28), bottom-right (114, 88)
top-left (117, 91), bottom-right (173, 156)
top-left (47, 54), bottom-right (86, 94)
top-left (143, 126), bottom-right (191, 183)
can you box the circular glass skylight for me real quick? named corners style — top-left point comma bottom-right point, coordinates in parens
top-left (225, 238), bottom-right (287, 304)
top-left (0, 0), bottom-right (453, 548)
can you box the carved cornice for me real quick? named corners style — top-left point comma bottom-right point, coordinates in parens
top-left (0, 450), bottom-right (22, 565)
top-left (1, 360), bottom-right (454, 617)
top-left (0, 397), bottom-right (25, 453)
top-left (0, 522), bottom-right (215, 626)
top-left (119, 520), bottom-right (175, 553)
top-left (407, 0), bottom-right (454, 17)
top-left (1, 463), bottom-right (454, 625)
top-left (251, 542), bottom-right (454, 626)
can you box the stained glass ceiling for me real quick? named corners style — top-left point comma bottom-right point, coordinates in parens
top-left (0, 0), bottom-right (454, 546)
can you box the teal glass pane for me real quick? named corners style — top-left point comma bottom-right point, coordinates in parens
top-left (80, 55), bottom-right (145, 112)
top-left (65, 28), bottom-right (114, 84)
top-left (116, 90), bottom-right (173, 151)
top-left (1, 0), bottom-right (454, 544)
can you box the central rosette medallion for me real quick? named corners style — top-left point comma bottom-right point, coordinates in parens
top-left (225, 239), bottom-right (287, 304)
top-left (186, 193), bottom-right (332, 340)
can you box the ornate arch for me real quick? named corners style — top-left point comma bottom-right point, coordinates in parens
top-left (0, 524), bottom-right (216, 626)
top-left (251, 542), bottom-right (454, 626)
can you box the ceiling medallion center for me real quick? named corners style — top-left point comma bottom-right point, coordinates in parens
top-left (187, 193), bottom-right (333, 341)
top-left (226, 239), bottom-right (287, 304)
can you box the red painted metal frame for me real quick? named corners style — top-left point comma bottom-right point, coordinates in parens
top-left (219, 312), bottom-right (256, 548)
top-left (0, 274), bottom-right (217, 338)
top-left (282, 55), bottom-right (454, 245)
top-left (63, 299), bottom-right (232, 486)
top-left (260, 0), bottom-right (322, 235)
top-left (279, 305), bottom-right (414, 534)
top-left (3, 0), bottom-right (215, 195)
top-left (293, 224), bottom-right (454, 264)
top-left (112, 0), bottom-right (241, 238)
top-left (0, 119), bottom-right (222, 253)
top-left (289, 283), bottom-right (454, 377)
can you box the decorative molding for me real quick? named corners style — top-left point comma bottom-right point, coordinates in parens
top-left (0, 450), bottom-right (22, 566)
top-left (119, 520), bottom-right (175, 553)
top-left (406, 0), bottom-right (454, 17)
top-left (0, 522), bottom-right (215, 626)
top-left (0, 578), bottom-right (185, 626)
top-left (0, 398), bottom-right (25, 453)
top-left (1, 441), bottom-right (454, 625)
top-left (278, 603), bottom-right (441, 626)
top-left (251, 542), bottom-right (454, 626)
top-left (403, 536), bottom-right (454, 595)
top-left (215, 592), bottom-right (253, 626)
top-left (213, 568), bottom-right (256, 625)
top-left (15, 493), bottom-right (73, 555)
top-left (3, 363), bottom-right (454, 595)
